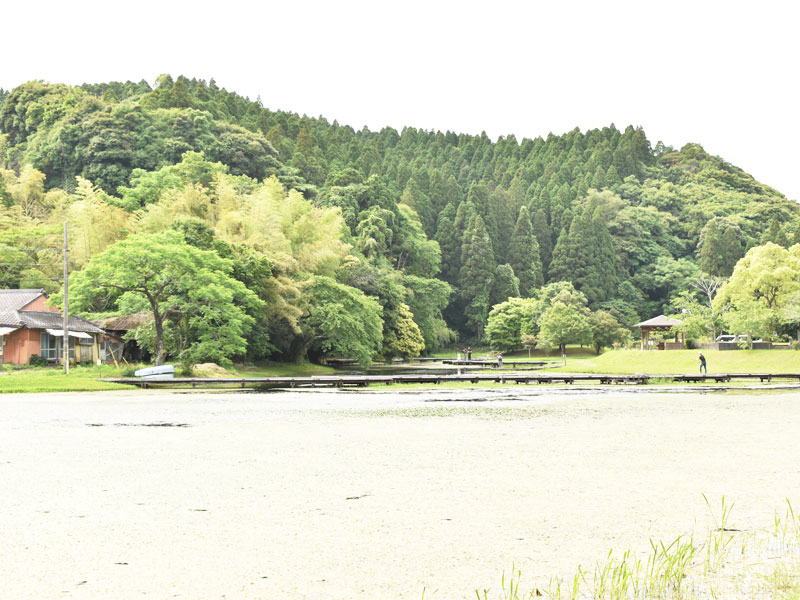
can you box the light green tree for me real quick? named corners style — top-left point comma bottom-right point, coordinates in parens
top-left (538, 301), bottom-right (592, 353)
top-left (669, 291), bottom-right (714, 342)
top-left (587, 309), bottom-right (630, 354)
top-left (713, 243), bottom-right (800, 341)
top-left (485, 297), bottom-right (538, 351)
top-left (382, 302), bottom-right (425, 359)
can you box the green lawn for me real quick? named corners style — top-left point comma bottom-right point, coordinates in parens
top-left (2, 350), bottom-right (796, 394)
top-left (0, 366), bottom-right (124, 393)
top-left (544, 348), bottom-right (800, 374)
top-left (231, 362), bottom-right (335, 377)
top-left (0, 361), bottom-right (336, 394)
top-left (425, 346), bottom-right (596, 360)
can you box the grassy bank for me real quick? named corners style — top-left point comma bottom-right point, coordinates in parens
top-left (543, 348), bottom-right (800, 375)
top-left (2, 349), bottom-right (796, 394)
top-left (477, 498), bottom-right (800, 600)
top-left (0, 365), bottom-right (125, 393)
top-left (0, 361), bottom-right (335, 394)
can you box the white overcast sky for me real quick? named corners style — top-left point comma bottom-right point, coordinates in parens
top-left (2, 0), bottom-right (798, 200)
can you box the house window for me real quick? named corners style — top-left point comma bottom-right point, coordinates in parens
top-left (40, 335), bottom-right (75, 361)
top-left (41, 334), bottom-right (58, 361)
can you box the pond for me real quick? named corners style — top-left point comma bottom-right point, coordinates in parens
top-left (1, 387), bottom-right (799, 599)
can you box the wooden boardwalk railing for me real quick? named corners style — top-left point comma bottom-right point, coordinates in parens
top-left (100, 372), bottom-right (800, 389)
top-left (441, 359), bottom-right (561, 368)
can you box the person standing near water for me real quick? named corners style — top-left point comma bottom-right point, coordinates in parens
top-left (698, 351), bottom-right (707, 374)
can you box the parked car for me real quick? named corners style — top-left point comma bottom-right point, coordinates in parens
top-left (715, 334), bottom-right (747, 343)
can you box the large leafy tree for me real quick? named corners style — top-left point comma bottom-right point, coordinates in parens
top-left (538, 301), bottom-right (592, 353)
top-left (303, 276), bottom-right (383, 366)
top-left (67, 230), bottom-right (260, 366)
top-left (485, 297), bottom-right (538, 351)
top-left (668, 273), bottom-right (725, 341)
top-left (382, 302), bottom-right (425, 359)
top-left (404, 275), bottom-right (453, 351)
top-left (714, 242), bottom-right (800, 341)
top-left (587, 309), bottom-right (629, 354)
top-left (537, 285), bottom-right (593, 353)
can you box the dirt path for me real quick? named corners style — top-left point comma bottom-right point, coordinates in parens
top-left (1, 388), bottom-right (798, 599)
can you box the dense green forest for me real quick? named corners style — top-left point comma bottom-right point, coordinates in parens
top-left (2, 76), bottom-right (799, 365)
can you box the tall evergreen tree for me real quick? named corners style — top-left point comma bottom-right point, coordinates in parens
top-left (549, 183), bottom-right (573, 234)
top-left (698, 216), bottom-right (746, 277)
top-left (589, 204), bottom-right (620, 303)
top-left (508, 205), bottom-right (543, 296)
top-left (434, 202), bottom-right (459, 284)
top-left (453, 200), bottom-right (477, 244)
top-left (489, 263), bottom-right (520, 308)
top-left (401, 178), bottom-right (434, 239)
top-left (459, 215), bottom-right (495, 339)
top-left (532, 208), bottom-right (553, 277)
top-left (466, 182), bottom-right (498, 255)
top-left (548, 226), bottom-right (571, 283)
top-left (491, 187), bottom-right (516, 262)
top-left (429, 168), bottom-right (461, 217)
top-left (548, 199), bottom-right (619, 304)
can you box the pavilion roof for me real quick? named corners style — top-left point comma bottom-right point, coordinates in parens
top-left (634, 315), bottom-right (683, 328)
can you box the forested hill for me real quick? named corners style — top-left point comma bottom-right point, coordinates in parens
top-left (1, 76), bottom-right (798, 363)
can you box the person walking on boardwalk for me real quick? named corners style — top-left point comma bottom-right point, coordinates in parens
top-left (698, 351), bottom-right (707, 374)
top-left (467, 346), bottom-right (472, 361)
top-left (497, 353), bottom-right (503, 368)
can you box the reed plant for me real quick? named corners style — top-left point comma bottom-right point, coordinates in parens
top-left (475, 498), bottom-right (800, 600)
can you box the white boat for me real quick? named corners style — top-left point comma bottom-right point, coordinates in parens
top-left (134, 365), bottom-right (175, 378)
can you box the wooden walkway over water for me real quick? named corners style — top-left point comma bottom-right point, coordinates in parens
top-left (413, 358), bottom-right (560, 368)
top-left (101, 372), bottom-right (800, 389)
top-left (441, 359), bottom-right (561, 368)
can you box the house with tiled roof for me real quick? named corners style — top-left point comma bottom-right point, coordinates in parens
top-left (0, 289), bottom-right (104, 365)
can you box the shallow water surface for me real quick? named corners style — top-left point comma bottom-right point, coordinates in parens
top-left (1, 388), bottom-right (799, 599)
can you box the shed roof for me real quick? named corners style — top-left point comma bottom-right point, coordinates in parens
top-left (96, 313), bottom-right (153, 331)
top-left (18, 311), bottom-right (103, 334)
top-left (634, 315), bottom-right (683, 328)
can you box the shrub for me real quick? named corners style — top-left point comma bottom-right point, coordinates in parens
top-left (28, 354), bottom-right (48, 367)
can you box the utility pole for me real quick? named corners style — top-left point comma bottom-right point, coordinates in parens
top-left (63, 222), bottom-right (69, 375)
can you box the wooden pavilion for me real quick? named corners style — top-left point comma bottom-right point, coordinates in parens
top-left (635, 315), bottom-right (684, 350)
